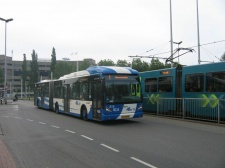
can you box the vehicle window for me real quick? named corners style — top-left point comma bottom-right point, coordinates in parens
top-left (71, 82), bottom-right (80, 100)
top-left (145, 78), bottom-right (157, 92)
top-left (54, 81), bottom-right (63, 98)
top-left (158, 76), bottom-right (172, 92)
top-left (185, 73), bottom-right (204, 92)
top-left (206, 71), bottom-right (225, 92)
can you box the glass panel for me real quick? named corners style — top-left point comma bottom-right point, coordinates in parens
top-left (158, 76), bottom-right (172, 92)
top-left (105, 76), bottom-right (141, 103)
top-left (185, 73), bottom-right (204, 92)
top-left (206, 71), bottom-right (225, 92)
top-left (145, 78), bottom-right (157, 92)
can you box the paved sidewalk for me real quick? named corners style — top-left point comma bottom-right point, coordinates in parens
top-left (0, 99), bottom-right (17, 167)
top-left (0, 138), bottom-right (17, 168)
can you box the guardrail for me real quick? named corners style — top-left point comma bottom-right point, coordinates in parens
top-left (155, 98), bottom-right (225, 124)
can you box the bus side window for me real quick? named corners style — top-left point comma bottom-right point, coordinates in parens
top-left (131, 84), bottom-right (136, 96)
top-left (80, 82), bottom-right (88, 100)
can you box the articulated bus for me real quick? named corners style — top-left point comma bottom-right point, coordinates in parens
top-left (139, 61), bottom-right (225, 121)
top-left (34, 66), bottom-right (143, 121)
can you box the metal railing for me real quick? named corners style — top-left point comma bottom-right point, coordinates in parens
top-left (155, 98), bottom-right (225, 124)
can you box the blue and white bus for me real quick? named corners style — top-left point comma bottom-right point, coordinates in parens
top-left (34, 66), bottom-right (143, 121)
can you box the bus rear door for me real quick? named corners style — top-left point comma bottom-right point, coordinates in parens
top-left (64, 84), bottom-right (70, 112)
top-left (92, 79), bottom-right (103, 120)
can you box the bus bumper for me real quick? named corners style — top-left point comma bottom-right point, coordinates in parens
top-left (101, 112), bottom-right (143, 121)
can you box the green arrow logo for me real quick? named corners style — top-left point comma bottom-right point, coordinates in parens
top-left (202, 94), bottom-right (210, 107)
top-left (202, 94), bottom-right (218, 108)
top-left (149, 94), bottom-right (160, 104)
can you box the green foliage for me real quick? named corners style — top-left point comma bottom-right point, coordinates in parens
top-left (54, 61), bottom-right (76, 79)
top-left (95, 58), bottom-right (171, 72)
top-left (50, 47), bottom-right (57, 78)
top-left (150, 58), bottom-right (165, 70)
top-left (116, 60), bottom-right (130, 67)
top-left (98, 59), bottom-right (115, 66)
top-left (79, 60), bottom-right (92, 70)
top-left (29, 50), bottom-right (39, 90)
top-left (21, 54), bottom-right (28, 92)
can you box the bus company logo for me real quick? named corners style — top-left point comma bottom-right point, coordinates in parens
top-left (75, 101), bottom-right (80, 105)
top-left (148, 94), bottom-right (160, 104)
top-left (125, 107), bottom-right (135, 111)
top-left (202, 94), bottom-right (224, 108)
top-left (126, 107), bottom-right (132, 111)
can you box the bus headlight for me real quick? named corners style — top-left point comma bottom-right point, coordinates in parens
top-left (106, 106), bottom-right (112, 112)
top-left (137, 104), bottom-right (142, 111)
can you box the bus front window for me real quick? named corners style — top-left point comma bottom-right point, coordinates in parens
top-left (105, 81), bottom-right (141, 103)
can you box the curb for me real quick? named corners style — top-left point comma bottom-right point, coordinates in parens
top-left (0, 138), bottom-right (17, 168)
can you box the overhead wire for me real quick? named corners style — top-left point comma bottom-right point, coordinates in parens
top-left (133, 39), bottom-right (225, 59)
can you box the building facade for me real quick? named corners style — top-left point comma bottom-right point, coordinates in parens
top-left (0, 55), bottom-right (96, 96)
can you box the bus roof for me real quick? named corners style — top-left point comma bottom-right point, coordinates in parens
top-left (86, 66), bottom-right (139, 75)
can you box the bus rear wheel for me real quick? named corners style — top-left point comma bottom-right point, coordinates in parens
top-left (55, 104), bottom-right (59, 114)
top-left (37, 100), bottom-right (40, 108)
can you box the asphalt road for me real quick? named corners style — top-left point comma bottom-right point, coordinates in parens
top-left (0, 100), bottom-right (225, 168)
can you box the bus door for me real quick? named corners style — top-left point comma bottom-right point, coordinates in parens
top-left (64, 84), bottom-right (70, 113)
top-left (41, 87), bottom-right (45, 108)
top-left (92, 80), bottom-right (103, 120)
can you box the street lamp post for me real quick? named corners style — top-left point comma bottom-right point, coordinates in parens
top-left (0, 17), bottom-right (13, 104)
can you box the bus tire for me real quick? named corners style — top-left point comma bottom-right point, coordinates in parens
top-left (55, 103), bottom-right (59, 114)
top-left (37, 100), bottom-right (40, 108)
top-left (81, 106), bottom-right (87, 120)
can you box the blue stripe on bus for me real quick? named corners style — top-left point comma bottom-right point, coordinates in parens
top-left (86, 66), bottom-right (139, 75)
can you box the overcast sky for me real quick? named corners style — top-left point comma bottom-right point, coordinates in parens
top-left (1, 0), bottom-right (225, 66)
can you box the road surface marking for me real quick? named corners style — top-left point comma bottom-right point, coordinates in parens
top-left (2, 115), bottom-right (9, 117)
top-left (65, 130), bottom-right (75, 134)
top-left (27, 119), bottom-right (34, 121)
top-left (100, 144), bottom-right (119, 152)
top-left (38, 122), bottom-right (46, 124)
top-left (130, 157), bottom-right (157, 168)
top-left (14, 117), bottom-right (22, 119)
top-left (81, 135), bottom-right (94, 141)
top-left (51, 125), bottom-right (60, 128)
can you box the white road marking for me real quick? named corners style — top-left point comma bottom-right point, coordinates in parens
top-left (100, 144), bottom-right (119, 152)
top-left (38, 122), bottom-right (46, 124)
top-left (130, 157), bottom-right (157, 168)
top-left (81, 135), bottom-right (94, 141)
top-left (12, 105), bottom-right (19, 110)
top-left (65, 130), bottom-right (75, 134)
top-left (2, 115), bottom-right (9, 117)
top-left (51, 125), bottom-right (60, 128)
top-left (14, 117), bottom-right (22, 119)
top-left (27, 119), bottom-right (34, 121)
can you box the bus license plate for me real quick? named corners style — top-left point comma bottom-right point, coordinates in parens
top-left (121, 115), bottom-right (130, 119)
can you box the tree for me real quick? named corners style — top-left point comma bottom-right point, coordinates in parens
top-left (21, 54), bottom-right (28, 92)
top-left (50, 47), bottom-right (57, 78)
top-left (132, 58), bottom-right (150, 72)
top-left (116, 60), bottom-right (130, 67)
top-left (98, 59), bottom-right (115, 66)
top-left (220, 52), bottom-right (225, 61)
top-left (29, 50), bottom-right (39, 91)
top-left (79, 60), bottom-right (92, 71)
top-left (149, 58), bottom-right (165, 70)
top-left (54, 61), bottom-right (76, 79)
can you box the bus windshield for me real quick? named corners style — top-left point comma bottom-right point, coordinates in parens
top-left (105, 75), bottom-right (141, 104)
